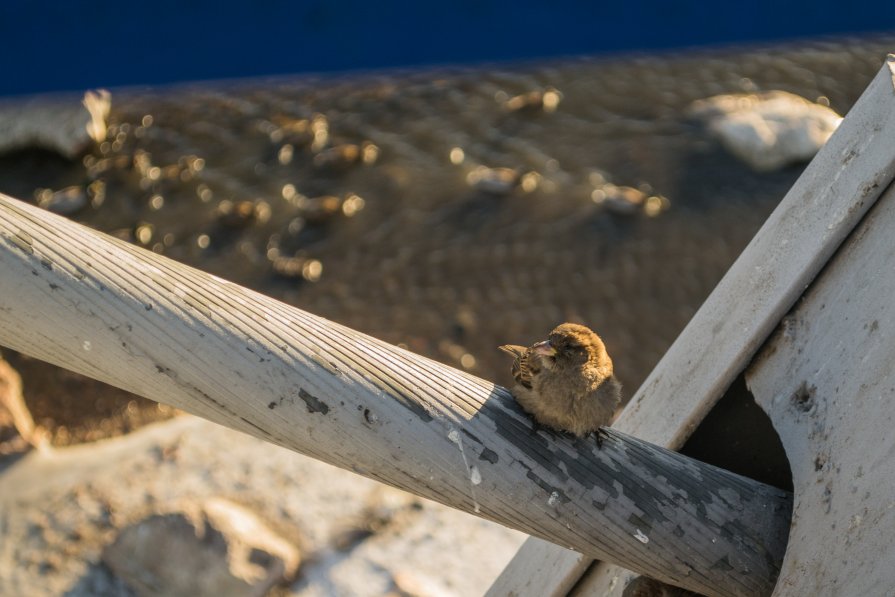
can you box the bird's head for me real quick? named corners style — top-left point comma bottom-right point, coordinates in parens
top-left (535, 323), bottom-right (608, 369)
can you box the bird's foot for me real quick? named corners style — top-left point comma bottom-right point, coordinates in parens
top-left (592, 427), bottom-right (608, 449)
top-left (529, 420), bottom-right (552, 437)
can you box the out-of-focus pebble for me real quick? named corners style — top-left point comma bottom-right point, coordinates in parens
top-left (0, 89), bottom-right (110, 158)
top-left (690, 90), bottom-right (843, 171)
top-left (271, 256), bottom-right (323, 282)
top-left (466, 166), bottom-right (520, 195)
top-left (313, 142), bottom-right (379, 170)
top-left (83, 90), bottom-right (112, 144)
top-left (592, 184), bottom-right (671, 217)
top-left (216, 200), bottom-right (271, 228)
top-left (34, 186), bottom-right (88, 215)
top-left (503, 87), bottom-right (563, 113)
top-left (295, 193), bottom-right (365, 223)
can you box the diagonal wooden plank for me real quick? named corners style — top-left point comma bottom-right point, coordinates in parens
top-left (745, 179), bottom-right (895, 595)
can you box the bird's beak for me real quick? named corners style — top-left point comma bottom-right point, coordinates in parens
top-left (532, 340), bottom-right (557, 357)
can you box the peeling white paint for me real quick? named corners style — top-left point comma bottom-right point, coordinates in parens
top-left (448, 427), bottom-right (481, 514)
top-left (82, 340), bottom-right (91, 351)
top-left (470, 466), bottom-right (482, 486)
top-left (557, 461), bottom-right (569, 477)
top-left (547, 491), bottom-right (560, 507)
top-left (633, 529), bottom-right (649, 544)
top-left (718, 487), bottom-right (742, 505)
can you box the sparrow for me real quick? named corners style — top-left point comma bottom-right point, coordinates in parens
top-left (499, 323), bottom-right (622, 444)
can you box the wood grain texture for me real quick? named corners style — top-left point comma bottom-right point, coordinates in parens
top-left (746, 181), bottom-right (895, 594)
top-left (492, 55), bottom-right (895, 596)
top-left (0, 193), bottom-right (790, 596)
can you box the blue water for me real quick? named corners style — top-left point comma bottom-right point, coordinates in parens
top-left (0, 0), bottom-right (890, 97)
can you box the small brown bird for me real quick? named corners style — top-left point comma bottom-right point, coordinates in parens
top-left (499, 323), bottom-right (622, 442)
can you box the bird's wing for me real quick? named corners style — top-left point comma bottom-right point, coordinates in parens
top-left (499, 344), bottom-right (535, 389)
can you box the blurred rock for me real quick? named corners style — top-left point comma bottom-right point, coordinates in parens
top-left (102, 498), bottom-right (300, 597)
top-left (0, 90), bottom-right (110, 158)
top-left (690, 90), bottom-right (842, 171)
top-left (313, 142), bottom-right (378, 170)
top-left (293, 193), bottom-right (366, 224)
top-left (595, 184), bottom-right (647, 215)
top-left (83, 90), bottom-right (112, 145)
top-left (0, 357), bottom-right (41, 455)
top-left (0, 416), bottom-right (523, 596)
top-left (34, 185), bottom-right (89, 215)
top-left (266, 116), bottom-right (313, 146)
top-left (592, 184), bottom-right (671, 218)
top-left (466, 166), bottom-right (521, 195)
top-left (216, 200), bottom-right (271, 229)
top-left (270, 255), bottom-right (323, 281)
top-left (502, 87), bottom-right (562, 113)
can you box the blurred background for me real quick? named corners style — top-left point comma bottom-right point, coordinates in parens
top-left (2, 3), bottom-right (895, 596)
top-left (0, 0), bottom-right (890, 96)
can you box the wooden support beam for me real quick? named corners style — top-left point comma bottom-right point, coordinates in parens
top-left (746, 179), bottom-right (895, 594)
top-left (0, 194), bottom-right (790, 595)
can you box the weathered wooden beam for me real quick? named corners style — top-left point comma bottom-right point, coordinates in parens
top-left (0, 194), bottom-right (790, 596)
top-left (746, 180), bottom-right (895, 594)
top-left (492, 54), bottom-right (895, 596)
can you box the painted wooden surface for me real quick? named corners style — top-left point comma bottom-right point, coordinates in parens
top-left (569, 566), bottom-right (639, 596)
top-left (746, 180), bottom-right (895, 594)
top-left (0, 194), bottom-right (791, 595)
top-left (483, 537), bottom-right (589, 597)
top-left (490, 55), bottom-right (895, 596)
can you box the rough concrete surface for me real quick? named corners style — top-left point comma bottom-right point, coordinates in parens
top-left (0, 415), bottom-right (525, 596)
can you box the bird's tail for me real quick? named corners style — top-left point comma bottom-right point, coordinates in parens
top-left (498, 344), bottom-right (526, 358)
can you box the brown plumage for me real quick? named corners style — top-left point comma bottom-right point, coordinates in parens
top-left (499, 323), bottom-right (622, 440)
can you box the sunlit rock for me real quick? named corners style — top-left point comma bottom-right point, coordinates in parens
top-left (0, 90), bottom-right (110, 158)
top-left (690, 91), bottom-right (842, 171)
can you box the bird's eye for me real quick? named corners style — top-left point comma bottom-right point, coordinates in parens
top-left (571, 345), bottom-right (590, 359)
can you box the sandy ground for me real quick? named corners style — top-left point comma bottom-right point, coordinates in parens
top-left (0, 414), bottom-right (527, 596)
